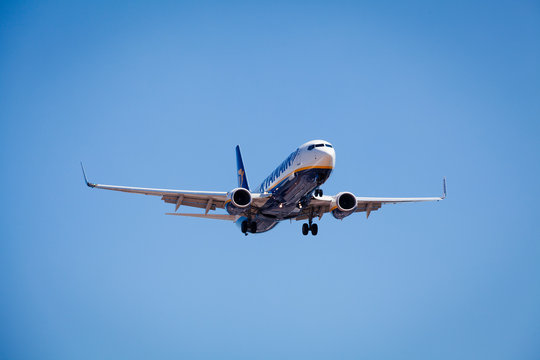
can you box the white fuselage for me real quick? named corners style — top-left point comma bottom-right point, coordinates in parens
top-left (240, 140), bottom-right (336, 233)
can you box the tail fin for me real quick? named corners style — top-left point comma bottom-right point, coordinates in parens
top-left (236, 145), bottom-right (250, 190)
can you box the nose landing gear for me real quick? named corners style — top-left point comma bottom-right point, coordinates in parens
top-left (314, 188), bottom-right (323, 197)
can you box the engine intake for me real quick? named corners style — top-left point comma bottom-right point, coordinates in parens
top-left (226, 188), bottom-right (252, 215)
top-left (332, 192), bottom-right (357, 219)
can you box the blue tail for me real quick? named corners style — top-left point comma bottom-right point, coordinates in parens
top-left (236, 145), bottom-right (250, 190)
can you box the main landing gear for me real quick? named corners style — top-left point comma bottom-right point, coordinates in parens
top-left (241, 220), bottom-right (257, 235)
top-left (302, 206), bottom-right (319, 236)
top-left (302, 220), bottom-right (318, 236)
top-left (314, 188), bottom-right (323, 197)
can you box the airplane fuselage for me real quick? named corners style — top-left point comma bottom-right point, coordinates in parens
top-left (237, 140), bottom-right (335, 233)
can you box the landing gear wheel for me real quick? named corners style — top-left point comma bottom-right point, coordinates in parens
top-left (241, 220), bottom-right (248, 234)
top-left (319, 189), bottom-right (323, 196)
top-left (302, 223), bottom-right (309, 236)
top-left (250, 221), bottom-right (257, 233)
top-left (311, 223), bottom-right (318, 236)
top-left (314, 189), bottom-right (323, 197)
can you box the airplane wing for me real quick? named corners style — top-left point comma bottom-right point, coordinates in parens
top-left (296, 178), bottom-right (446, 221)
top-left (165, 213), bottom-right (238, 221)
top-left (81, 163), bottom-right (269, 214)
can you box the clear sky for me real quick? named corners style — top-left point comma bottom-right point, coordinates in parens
top-left (1, 1), bottom-right (539, 359)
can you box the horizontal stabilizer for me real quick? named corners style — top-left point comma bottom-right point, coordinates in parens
top-left (165, 213), bottom-right (236, 221)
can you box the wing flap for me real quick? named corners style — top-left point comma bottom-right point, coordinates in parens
top-left (355, 202), bottom-right (382, 211)
top-left (161, 195), bottom-right (225, 210)
top-left (165, 213), bottom-right (237, 221)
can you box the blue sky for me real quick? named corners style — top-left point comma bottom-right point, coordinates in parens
top-left (1, 0), bottom-right (539, 359)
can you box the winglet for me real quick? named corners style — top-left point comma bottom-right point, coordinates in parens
top-left (80, 162), bottom-right (96, 188)
top-left (442, 177), bottom-right (447, 199)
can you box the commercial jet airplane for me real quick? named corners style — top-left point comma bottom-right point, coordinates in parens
top-left (82, 140), bottom-right (445, 235)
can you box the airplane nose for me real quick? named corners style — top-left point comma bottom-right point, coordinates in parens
top-left (314, 146), bottom-right (335, 168)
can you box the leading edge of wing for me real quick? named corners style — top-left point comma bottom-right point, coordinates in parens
top-left (358, 178), bottom-right (447, 203)
top-left (355, 196), bottom-right (443, 203)
top-left (89, 183), bottom-right (228, 197)
top-left (80, 162), bottom-right (227, 197)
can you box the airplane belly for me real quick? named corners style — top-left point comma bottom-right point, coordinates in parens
top-left (260, 168), bottom-right (332, 218)
top-left (253, 217), bottom-right (279, 233)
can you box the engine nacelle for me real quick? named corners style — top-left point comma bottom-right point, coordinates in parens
top-left (331, 192), bottom-right (358, 219)
top-left (225, 188), bottom-right (252, 215)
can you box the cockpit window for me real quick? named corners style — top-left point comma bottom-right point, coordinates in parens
top-left (308, 143), bottom-right (329, 150)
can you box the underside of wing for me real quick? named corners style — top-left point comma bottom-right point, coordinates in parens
top-left (81, 164), bottom-right (270, 214)
top-left (165, 213), bottom-right (238, 221)
top-left (294, 178), bottom-right (446, 220)
top-left (294, 196), bottom-right (332, 221)
top-left (293, 198), bottom-right (383, 221)
top-left (89, 183), bottom-right (229, 211)
top-left (295, 196), bottom-right (439, 221)
top-left (88, 183), bottom-right (270, 213)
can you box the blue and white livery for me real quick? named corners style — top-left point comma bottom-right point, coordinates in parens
top-left (82, 140), bottom-right (446, 235)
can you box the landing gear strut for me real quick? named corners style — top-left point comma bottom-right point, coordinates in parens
top-left (241, 220), bottom-right (257, 235)
top-left (302, 213), bottom-right (318, 236)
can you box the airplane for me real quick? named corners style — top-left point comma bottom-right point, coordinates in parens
top-left (81, 140), bottom-right (446, 235)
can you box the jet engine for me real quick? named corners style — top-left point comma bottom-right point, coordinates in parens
top-left (331, 192), bottom-right (358, 219)
top-left (225, 188), bottom-right (252, 215)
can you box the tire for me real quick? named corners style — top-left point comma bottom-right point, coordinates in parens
top-left (241, 220), bottom-right (248, 233)
top-left (311, 223), bottom-right (318, 236)
top-left (302, 223), bottom-right (309, 235)
top-left (250, 221), bottom-right (257, 233)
